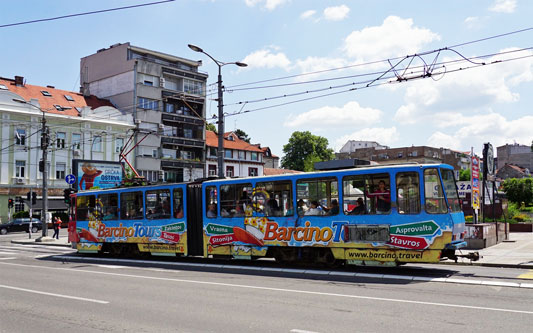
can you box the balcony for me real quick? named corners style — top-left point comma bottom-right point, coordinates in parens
top-left (161, 136), bottom-right (204, 148)
top-left (162, 113), bottom-right (204, 125)
top-left (161, 158), bottom-right (204, 170)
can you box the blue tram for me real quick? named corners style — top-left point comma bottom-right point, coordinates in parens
top-left (69, 163), bottom-right (471, 265)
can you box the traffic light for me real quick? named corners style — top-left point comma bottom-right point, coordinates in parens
top-left (64, 188), bottom-right (72, 204)
top-left (32, 192), bottom-right (37, 205)
top-left (27, 191), bottom-right (31, 201)
top-left (8, 198), bottom-right (13, 209)
top-left (39, 160), bottom-right (44, 172)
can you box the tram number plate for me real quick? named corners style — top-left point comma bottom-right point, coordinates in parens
top-left (345, 224), bottom-right (390, 243)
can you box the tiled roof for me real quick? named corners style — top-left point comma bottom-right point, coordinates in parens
top-left (260, 146), bottom-right (279, 158)
top-left (0, 77), bottom-right (114, 117)
top-left (263, 167), bottom-right (302, 176)
top-left (206, 130), bottom-right (264, 152)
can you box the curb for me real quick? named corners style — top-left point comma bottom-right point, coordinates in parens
top-left (438, 260), bottom-right (533, 270)
top-left (11, 239), bottom-right (72, 248)
top-left (52, 255), bottom-right (533, 290)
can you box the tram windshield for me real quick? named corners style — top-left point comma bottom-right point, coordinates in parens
top-left (441, 168), bottom-right (461, 212)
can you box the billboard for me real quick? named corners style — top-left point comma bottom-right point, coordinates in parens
top-left (72, 159), bottom-right (124, 191)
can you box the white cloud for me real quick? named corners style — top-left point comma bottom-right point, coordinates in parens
top-left (426, 113), bottom-right (533, 152)
top-left (489, 0), bottom-right (517, 13)
top-left (323, 5), bottom-right (350, 21)
top-left (293, 56), bottom-right (349, 79)
top-left (241, 47), bottom-right (291, 70)
top-left (245, 0), bottom-right (289, 10)
top-left (393, 48), bottom-right (533, 125)
top-left (343, 16), bottom-right (440, 62)
top-left (300, 9), bottom-right (316, 20)
top-left (334, 127), bottom-right (399, 151)
top-left (284, 101), bottom-right (382, 128)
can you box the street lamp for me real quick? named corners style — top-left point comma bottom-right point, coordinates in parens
top-left (13, 98), bottom-right (50, 238)
top-left (188, 44), bottom-right (247, 178)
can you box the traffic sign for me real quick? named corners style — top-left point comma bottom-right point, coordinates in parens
top-left (65, 174), bottom-right (76, 185)
top-left (390, 221), bottom-right (439, 237)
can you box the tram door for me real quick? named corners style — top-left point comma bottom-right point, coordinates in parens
top-left (186, 183), bottom-right (204, 256)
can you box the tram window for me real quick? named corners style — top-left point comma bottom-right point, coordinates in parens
top-left (255, 181), bottom-right (293, 217)
top-left (220, 183), bottom-right (252, 218)
top-left (173, 188), bottom-right (184, 219)
top-left (424, 169), bottom-right (447, 214)
top-left (206, 186), bottom-right (218, 218)
top-left (342, 173), bottom-right (390, 215)
top-left (121, 191), bottom-right (144, 220)
top-left (76, 195), bottom-right (95, 221)
top-left (100, 193), bottom-right (119, 220)
top-left (441, 169), bottom-right (462, 212)
top-left (396, 172), bottom-right (420, 214)
top-left (146, 189), bottom-right (171, 219)
top-left (297, 177), bottom-right (338, 216)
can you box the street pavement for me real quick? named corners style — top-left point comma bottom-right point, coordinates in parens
top-left (12, 231), bottom-right (533, 268)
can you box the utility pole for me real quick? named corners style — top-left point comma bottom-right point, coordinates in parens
top-left (41, 114), bottom-right (49, 237)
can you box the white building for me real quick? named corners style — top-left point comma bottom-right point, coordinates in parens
top-left (339, 140), bottom-right (388, 154)
top-left (205, 131), bottom-right (264, 178)
top-left (0, 76), bottom-right (134, 223)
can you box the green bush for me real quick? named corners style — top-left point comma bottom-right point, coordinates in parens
top-left (12, 211), bottom-right (29, 218)
top-left (513, 213), bottom-right (530, 222)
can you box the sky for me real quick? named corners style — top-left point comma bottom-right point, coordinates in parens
top-left (1, 0), bottom-right (532, 159)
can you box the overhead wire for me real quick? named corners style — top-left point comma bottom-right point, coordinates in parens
top-left (0, 0), bottom-right (175, 28)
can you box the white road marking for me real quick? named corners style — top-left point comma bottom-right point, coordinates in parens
top-left (50, 255), bottom-right (533, 290)
top-left (1, 261), bottom-right (532, 315)
top-left (0, 257), bottom-right (16, 260)
top-left (291, 329), bottom-right (322, 333)
top-left (0, 284), bottom-right (109, 304)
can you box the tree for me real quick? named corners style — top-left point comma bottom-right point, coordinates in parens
top-left (206, 123), bottom-right (216, 132)
top-left (281, 131), bottom-right (334, 171)
top-left (234, 129), bottom-right (250, 143)
top-left (503, 178), bottom-right (533, 205)
top-left (459, 169), bottom-right (470, 181)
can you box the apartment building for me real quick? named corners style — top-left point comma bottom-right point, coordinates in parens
top-left (0, 76), bottom-right (133, 223)
top-left (497, 143), bottom-right (533, 171)
top-left (80, 43), bottom-right (208, 183)
top-left (205, 131), bottom-right (264, 178)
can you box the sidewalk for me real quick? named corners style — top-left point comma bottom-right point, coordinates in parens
top-left (11, 236), bottom-right (72, 248)
top-left (452, 232), bottom-right (533, 268)
top-left (11, 233), bottom-right (533, 269)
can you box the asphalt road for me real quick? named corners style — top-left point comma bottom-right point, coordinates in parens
top-left (1, 232), bottom-right (533, 332)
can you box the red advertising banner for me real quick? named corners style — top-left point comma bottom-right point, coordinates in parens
top-left (160, 231), bottom-right (180, 243)
top-left (209, 234), bottom-right (236, 246)
top-left (388, 235), bottom-right (429, 250)
top-left (471, 155), bottom-right (480, 210)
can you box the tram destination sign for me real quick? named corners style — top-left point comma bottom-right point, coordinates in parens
top-left (390, 221), bottom-right (439, 237)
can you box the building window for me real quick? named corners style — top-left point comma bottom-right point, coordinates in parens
top-left (92, 136), bottom-right (102, 152)
top-left (249, 167), bottom-right (258, 177)
top-left (115, 138), bottom-right (124, 153)
top-left (56, 132), bottom-right (66, 148)
top-left (15, 160), bottom-right (25, 177)
top-left (184, 128), bottom-right (193, 139)
top-left (15, 129), bottom-right (26, 146)
top-left (208, 165), bottom-right (217, 176)
top-left (56, 163), bottom-right (66, 180)
top-left (251, 152), bottom-right (258, 161)
top-left (209, 147), bottom-right (217, 157)
top-left (165, 103), bottom-right (175, 113)
top-left (72, 133), bottom-right (81, 149)
top-left (225, 149), bottom-right (233, 159)
top-left (226, 166), bottom-right (234, 177)
top-left (184, 79), bottom-right (203, 95)
top-left (64, 94), bottom-right (74, 101)
top-left (138, 97), bottom-right (159, 110)
top-left (238, 151), bottom-right (245, 160)
top-left (143, 80), bottom-right (153, 86)
top-left (181, 150), bottom-right (193, 160)
top-left (41, 90), bottom-right (52, 97)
